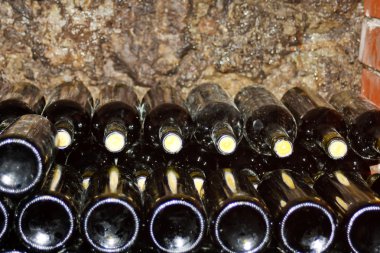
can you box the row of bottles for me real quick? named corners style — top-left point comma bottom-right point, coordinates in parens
top-left (1, 82), bottom-right (380, 161)
top-left (0, 82), bottom-right (380, 252)
top-left (0, 141), bottom-right (380, 253)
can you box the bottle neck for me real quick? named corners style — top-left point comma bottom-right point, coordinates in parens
top-left (54, 118), bottom-right (75, 150)
top-left (104, 120), bottom-right (127, 153)
top-left (159, 123), bottom-right (183, 154)
top-left (264, 124), bottom-right (293, 158)
top-left (212, 122), bottom-right (237, 155)
top-left (317, 126), bottom-right (348, 160)
top-left (189, 169), bottom-right (206, 201)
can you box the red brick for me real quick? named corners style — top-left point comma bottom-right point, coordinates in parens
top-left (365, 0), bottom-right (380, 19)
top-left (359, 18), bottom-right (380, 71)
top-left (362, 68), bottom-right (380, 107)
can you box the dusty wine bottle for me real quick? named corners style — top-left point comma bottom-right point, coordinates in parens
top-left (314, 170), bottom-right (380, 253)
top-left (186, 83), bottom-right (243, 155)
top-left (257, 169), bottom-right (337, 253)
top-left (81, 165), bottom-right (142, 253)
top-left (15, 164), bottom-right (81, 252)
top-left (92, 84), bottom-right (141, 153)
top-left (330, 90), bottom-right (380, 160)
top-left (281, 87), bottom-right (348, 160)
top-left (235, 86), bottom-right (297, 158)
top-left (43, 81), bottom-right (93, 150)
top-left (144, 164), bottom-right (206, 253)
top-left (0, 114), bottom-right (55, 195)
top-left (0, 82), bottom-right (45, 132)
top-left (142, 85), bottom-right (192, 154)
top-left (202, 167), bottom-right (272, 253)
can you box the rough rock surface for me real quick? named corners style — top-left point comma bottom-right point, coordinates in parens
top-left (0, 0), bottom-right (363, 100)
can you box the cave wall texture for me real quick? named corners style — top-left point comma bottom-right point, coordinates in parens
top-left (0, 0), bottom-right (363, 100)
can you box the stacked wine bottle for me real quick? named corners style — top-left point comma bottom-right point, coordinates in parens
top-left (0, 82), bottom-right (379, 253)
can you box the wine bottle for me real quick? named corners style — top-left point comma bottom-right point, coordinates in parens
top-left (0, 82), bottom-right (45, 132)
top-left (330, 90), bottom-right (380, 160)
top-left (202, 167), bottom-right (272, 253)
top-left (15, 164), bottom-right (82, 252)
top-left (281, 87), bottom-right (348, 160)
top-left (142, 85), bottom-right (192, 154)
top-left (144, 164), bottom-right (206, 253)
top-left (81, 165), bottom-right (142, 253)
top-left (257, 169), bottom-right (337, 253)
top-left (92, 84), bottom-right (141, 153)
top-left (186, 83), bottom-right (243, 155)
top-left (43, 81), bottom-right (93, 150)
top-left (235, 86), bottom-right (297, 158)
top-left (0, 114), bottom-right (55, 195)
top-left (314, 170), bottom-right (380, 253)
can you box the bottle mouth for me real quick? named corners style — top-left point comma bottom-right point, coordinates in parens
top-left (17, 195), bottom-right (75, 251)
top-left (216, 135), bottom-right (237, 155)
top-left (280, 202), bottom-right (336, 253)
top-left (326, 138), bottom-right (348, 160)
top-left (149, 199), bottom-right (205, 253)
top-left (54, 129), bottom-right (73, 150)
top-left (347, 205), bottom-right (380, 253)
top-left (83, 198), bottom-right (140, 253)
top-left (273, 138), bottom-right (293, 158)
top-left (162, 132), bottom-right (183, 154)
top-left (214, 201), bottom-right (271, 253)
top-left (0, 139), bottom-right (43, 194)
top-left (104, 131), bottom-right (126, 153)
top-left (0, 200), bottom-right (8, 241)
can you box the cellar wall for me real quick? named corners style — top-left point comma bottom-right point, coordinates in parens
top-left (0, 0), bottom-right (363, 100)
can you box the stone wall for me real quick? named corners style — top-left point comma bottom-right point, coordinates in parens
top-left (0, 0), bottom-right (363, 100)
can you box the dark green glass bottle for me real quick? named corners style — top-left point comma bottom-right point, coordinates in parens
top-left (235, 86), bottom-right (297, 158)
top-left (15, 164), bottom-right (82, 252)
top-left (203, 167), bottom-right (272, 253)
top-left (144, 164), bottom-right (206, 253)
top-left (142, 85), bottom-right (192, 154)
top-left (0, 82), bottom-right (45, 132)
top-left (330, 90), bottom-right (380, 160)
top-left (0, 114), bottom-right (55, 195)
top-left (43, 81), bottom-right (93, 151)
top-left (258, 169), bottom-right (337, 253)
top-left (81, 165), bottom-right (142, 253)
top-left (92, 84), bottom-right (141, 153)
top-left (281, 87), bottom-right (348, 160)
top-left (186, 83), bottom-right (243, 155)
top-left (314, 170), bottom-right (380, 253)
